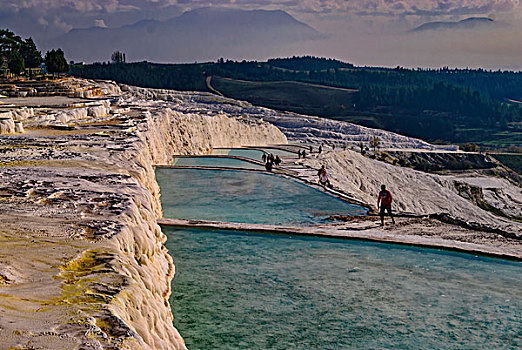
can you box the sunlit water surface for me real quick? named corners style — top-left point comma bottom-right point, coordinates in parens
top-left (166, 228), bottom-right (522, 350)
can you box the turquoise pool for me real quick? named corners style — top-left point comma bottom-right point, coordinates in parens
top-left (156, 168), bottom-right (367, 225)
top-left (211, 148), bottom-right (266, 161)
top-left (256, 147), bottom-right (296, 158)
top-left (257, 147), bottom-right (297, 157)
top-left (166, 228), bottom-right (522, 350)
top-left (172, 156), bottom-right (264, 170)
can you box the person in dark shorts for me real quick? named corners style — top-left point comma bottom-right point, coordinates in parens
top-left (265, 159), bottom-right (273, 171)
top-left (377, 184), bottom-right (395, 226)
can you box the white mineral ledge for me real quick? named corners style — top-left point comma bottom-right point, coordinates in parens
top-left (0, 77), bottom-right (520, 349)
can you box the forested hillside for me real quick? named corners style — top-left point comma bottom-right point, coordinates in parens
top-left (72, 56), bottom-right (522, 148)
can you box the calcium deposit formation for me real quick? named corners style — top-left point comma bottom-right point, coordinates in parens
top-left (0, 78), bottom-right (520, 349)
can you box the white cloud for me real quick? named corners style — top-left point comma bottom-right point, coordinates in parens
top-left (4, 1), bottom-right (521, 20)
top-left (37, 17), bottom-right (48, 27)
top-left (52, 16), bottom-right (73, 32)
top-left (4, 0), bottom-right (519, 13)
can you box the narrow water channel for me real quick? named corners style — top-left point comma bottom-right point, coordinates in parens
top-left (173, 156), bottom-right (264, 170)
top-left (211, 148), bottom-right (266, 160)
top-left (165, 228), bottom-right (521, 350)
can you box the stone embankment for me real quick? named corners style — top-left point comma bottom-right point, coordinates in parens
top-left (0, 78), bottom-right (285, 348)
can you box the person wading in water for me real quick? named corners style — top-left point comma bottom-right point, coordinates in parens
top-left (377, 184), bottom-right (395, 226)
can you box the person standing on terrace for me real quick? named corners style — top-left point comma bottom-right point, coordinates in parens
top-left (377, 184), bottom-right (396, 226)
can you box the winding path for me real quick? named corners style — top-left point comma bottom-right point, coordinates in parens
top-left (205, 76), bottom-right (224, 96)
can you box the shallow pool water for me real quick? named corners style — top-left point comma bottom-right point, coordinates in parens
top-left (257, 147), bottom-right (297, 157)
top-left (156, 168), bottom-right (367, 225)
top-left (166, 228), bottom-right (522, 350)
top-left (211, 148), bottom-right (266, 161)
top-left (172, 156), bottom-right (264, 170)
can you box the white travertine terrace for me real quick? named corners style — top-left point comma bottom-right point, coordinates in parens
top-left (119, 84), bottom-right (446, 150)
top-left (0, 114), bottom-right (16, 134)
top-left (0, 78), bottom-right (286, 349)
top-left (0, 78), bottom-right (520, 349)
top-left (299, 150), bottom-right (521, 237)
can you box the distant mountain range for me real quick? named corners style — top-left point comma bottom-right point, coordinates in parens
top-left (45, 7), bottom-right (322, 63)
top-left (411, 17), bottom-right (501, 32)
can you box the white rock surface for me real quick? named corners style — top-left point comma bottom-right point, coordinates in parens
top-left (302, 150), bottom-right (521, 235)
top-left (88, 105), bottom-right (110, 117)
top-left (14, 121), bottom-right (24, 133)
top-left (119, 84), bottom-right (440, 150)
top-left (451, 175), bottom-right (522, 218)
top-left (0, 79), bottom-right (286, 349)
top-left (11, 107), bottom-right (34, 121)
top-left (0, 77), bottom-right (519, 349)
top-left (0, 116), bottom-right (16, 134)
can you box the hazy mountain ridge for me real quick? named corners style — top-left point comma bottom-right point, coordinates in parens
top-left (411, 17), bottom-right (501, 32)
top-left (46, 7), bottom-right (322, 63)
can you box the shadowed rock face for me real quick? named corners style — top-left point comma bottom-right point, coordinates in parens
top-left (0, 78), bottom-right (286, 349)
top-left (45, 7), bottom-right (322, 63)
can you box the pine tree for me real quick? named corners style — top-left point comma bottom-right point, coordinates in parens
top-left (20, 38), bottom-right (42, 77)
top-left (7, 49), bottom-right (24, 75)
top-left (45, 49), bottom-right (69, 76)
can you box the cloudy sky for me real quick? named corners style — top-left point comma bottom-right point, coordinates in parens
top-left (2, 0), bottom-right (522, 69)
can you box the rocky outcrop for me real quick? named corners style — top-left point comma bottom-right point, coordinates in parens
top-left (301, 150), bottom-right (521, 237)
top-left (0, 78), bottom-right (286, 349)
top-left (0, 77), bottom-right (120, 98)
top-left (118, 84), bottom-right (441, 150)
top-left (0, 115), bottom-right (15, 134)
top-left (259, 113), bottom-right (440, 150)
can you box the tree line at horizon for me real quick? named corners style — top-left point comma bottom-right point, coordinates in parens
top-left (0, 29), bottom-right (69, 77)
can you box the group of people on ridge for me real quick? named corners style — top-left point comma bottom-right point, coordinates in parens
top-left (262, 152), bottom-right (281, 171)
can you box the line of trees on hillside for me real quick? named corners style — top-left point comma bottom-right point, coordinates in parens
top-left (71, 57), bottom-right (522, 143)
top-left (267, 56), bottom-right (354, 71)
top-left (356, 82), bottom-right (519, 128)
top-left (0, 29), bottom-right (69, 77)
top-left (72, 61), bottom-right (208, 91)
